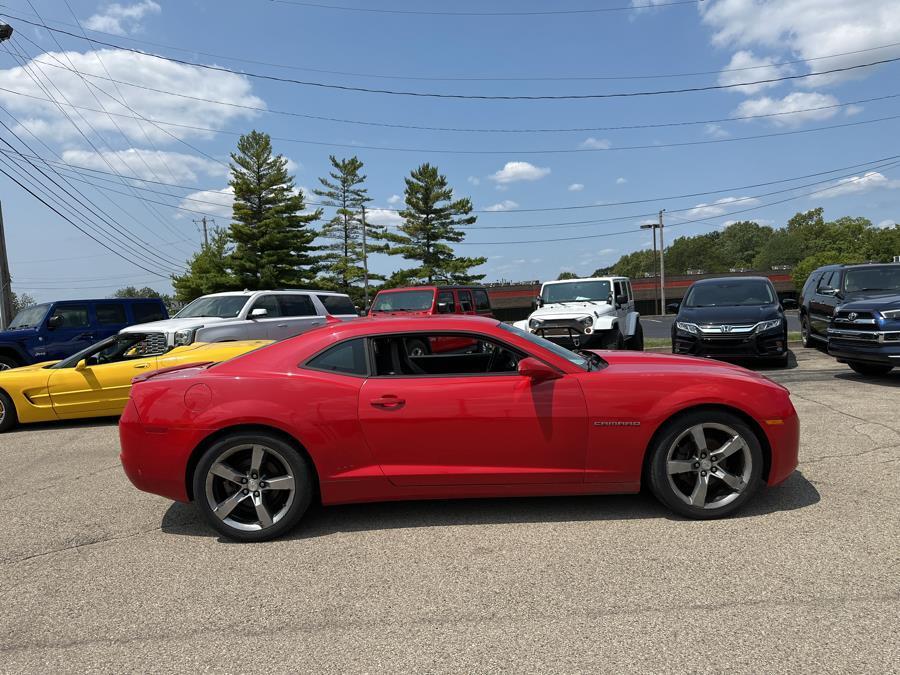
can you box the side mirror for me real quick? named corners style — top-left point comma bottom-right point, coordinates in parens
top-left (534, 295), bottom-right (543, 308)
top-left (820, 287), bottom-right (837, 296)
top-left (666, 302), bottom-right (680, 313)
top-left (615, 294), bottom-right (628, 307)
top-left (75, 359), bottom-right (88, 371)
top-left (517, 357), bottom-right (561, 382)
top-left (47, 315), bottom-right (62, 330)
top-left (250, 308), bottom-right (268, 318)
top-left (781, 298), bottom-right (798, 309)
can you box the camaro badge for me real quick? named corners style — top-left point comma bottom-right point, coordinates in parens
top-left (594, 421), bottom-right (641, 427)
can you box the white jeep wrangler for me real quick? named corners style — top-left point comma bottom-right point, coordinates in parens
top-left (514, 276), bottom-right (643, 350)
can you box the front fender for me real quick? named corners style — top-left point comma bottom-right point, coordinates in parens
top-left (593, 315), bottom-right (618, 331)
top-left (512, 319), bottom-right (529, 331)
top-left (0, 341), bottom-right (30, 364)
top-left (195, 322), bottom-right (256, 343)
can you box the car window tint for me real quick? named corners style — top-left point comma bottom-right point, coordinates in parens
top-left (96, 303), bottom-right (126, 325)
top-left (458, 291), bottom-right (474, 312)
top-left (614, 281), bottom-right (624, 298)
top-left (817, 271), bottom-right (834, 291)
top-left (802, 272), bottom-right (820, 296)
top-left (371, 334), bottom-right (521, 377)
top-left (307, 338), bottom-right (367, 375)
top-left (437, 291), bottom-right (455, 313)
top-left (252, 295), bottom-right (281, 317)
top-left (51, 305), bottom-right (89, 328)
top-left (317, 294), bottom-right (356, 315)
top-left (132, 302), bottom-right (166, 323)
top-left (473, 289), bottom-right (490, 311)
top-left (277, 294), bottom-right (316, 317)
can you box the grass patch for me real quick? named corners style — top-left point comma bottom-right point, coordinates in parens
top-left (644, 337), bottom-right (670, 349)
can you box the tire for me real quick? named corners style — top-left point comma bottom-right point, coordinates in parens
top-left (646, 410), bottom-right (764, 520)
top-left (405, 338), bottom-right (429, 357)
top-left (847, 361), bottom-right (894, 376)
top-left (600, 327), bottom-right (625, 350)
top-left (627, 321), bottom-right (644, 351)
top-left (0, 390), bottom-right (18, 433)
top-left (799, 315), bottom-right (813, 348)
top-left (193, 433), bottom-right (313, 542)
top-left (0, 355), bottom-right (20, 371)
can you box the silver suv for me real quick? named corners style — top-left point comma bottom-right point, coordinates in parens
top-left (121, 290), bottom-right (357, 347)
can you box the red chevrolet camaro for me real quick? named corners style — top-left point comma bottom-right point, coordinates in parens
top-left (120, 316), bottom-right (799, 541)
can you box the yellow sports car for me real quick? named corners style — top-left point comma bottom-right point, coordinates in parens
top-left (0, 333), bottom-right (271, 432)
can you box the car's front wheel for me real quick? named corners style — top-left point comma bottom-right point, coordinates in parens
top-left (627, 321), bottom-right (644, 351)
top-left (0, 356), bottom-right (19, 371)
top-left (847, 361), bottom-right (894, 376)
top-left (0, 390), bottom-right (18, 433)
top-left (193, 433), bottom-right (313, 542)
top-left (600, 327), bottom-right (625, 350)
top-left (799, 315), bottom-right (813, 348)
top-left (647, 411), bottom-right (763, 519)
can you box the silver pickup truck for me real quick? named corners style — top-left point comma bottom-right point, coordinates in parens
top-left (120, 290), bottom-right (357, 348)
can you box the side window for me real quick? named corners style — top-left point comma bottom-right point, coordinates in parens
top-left (473, 289), bottom-right (490, 311)
top-left (437, 290), bottom-right (455, 313)
top-left (49, 305), bottom-right (89, 329)
top-left (251, 295), bottom-right (281, 317)
top-left (614, 281), bottom-right (624, 299)
top-left (817, 271), bottom-right (834, 291)
top-left (96, 303), bottom-right (127, 326)
top-left (458, 290), bottom-right (474, 312)
top-left (277, 294), bottom-right (316, 317)
top-left (316, 294), bottom-right (356, 315)
top-left (306, 338), bottom-right (367, 376)
top-left (132, 302), bottom-right (165, 323)
top-left (802, 272), bottom-right (820, 297)
top-left (371, 334), bottom-right (522, 377)
top-left (626, 281), bottom-right (633, 301)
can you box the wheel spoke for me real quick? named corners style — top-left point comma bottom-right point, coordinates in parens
top-left (712, 435), bottom-right (743, 460)
top-left (253, 493), bottom-right (273, 528)
top-left (213, 490), bottom-right (248, 520)
top-left (210, 462), bottom-right (244, 485)
top-left (689, 425), bottom-right (708, 453)
top-left (250, 445), bottom-right (265, 473)
top-left (667, 459), bottom-right (696, 475)
top-left (687, 473), bottom-right (710, 507)
top-left (264, 475), bottom-right (294, 491)
top-left (713, 468), bottom-right (744, 491)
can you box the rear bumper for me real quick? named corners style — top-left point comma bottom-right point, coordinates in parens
top-left (673, 330), bottom-right (787, 360)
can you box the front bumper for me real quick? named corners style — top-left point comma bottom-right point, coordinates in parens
top-left (673, 330), bottom-right (787, 360)
top-left (827, 327), bottom-right (900, 366)
top-left (531, 319), bottom-right (594, 348)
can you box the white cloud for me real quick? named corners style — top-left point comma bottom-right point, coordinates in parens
top-left (704, 123), bottom-right (731, 138)
top-left (686, 196), bottom-right (760, 219)
top-left (386, 194), bottom-right (403, 205)
top-left (732, 91), bottom-right (846, 127)
top-left (717, 50), bottom-right (792, 94)
top-left (62, 148), bottom-right (225, 182)
top-left (580, 137), bottom-right (612, 150)
top-left (489, 161), bottom-right (551, 184)
top-left (568, 183), bottom-right (585, 192)
top-left (876, 219), bottom-right (896, 229)
top-left (178, 186), bottom-right (234, 218)
top-left (467, 175), bottom-right (481, 186)
top-left (484, 200), bottom-right (519, 212)
top-left (615, 177), bottom-right (628, 185)
top-left (365, 208), bottom-right (404, 227)
top-left (284, 158), bottom-right (301, 173)
top-left (818, 171), bottom-right (900, 199)
top-left (84, 1), bottom-right (161, 36)
top-left (701, 0), bottom-right (900, 88)
top-left (0, 49), bottom-right (264, 144)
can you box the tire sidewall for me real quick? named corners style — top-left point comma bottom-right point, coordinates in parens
top-left (647, 410), bottom-right (764, 520)
top-left (193, 433), bottom-right (313, 542)
top-left (800, 315), bottom-right (812, 348)
top-left (0, 390), bottom-right (18, 433)
top-left (0, 356), bottom-right (19, 371)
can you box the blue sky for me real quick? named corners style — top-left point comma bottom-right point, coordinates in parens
top-left (0, 0), bottom-right (898, 302)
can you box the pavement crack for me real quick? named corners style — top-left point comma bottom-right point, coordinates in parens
top-left (0, 524), bottom-right (165, 567)
top-left (0, 464), bottom-right (121, 502)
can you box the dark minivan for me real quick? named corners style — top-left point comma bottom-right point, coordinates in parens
top-left (0, 297), bottom-right (168, 369)
top-left (799, 262), bottom-right (900, 347)
top-left (671, 276), bottom-right (794, 365)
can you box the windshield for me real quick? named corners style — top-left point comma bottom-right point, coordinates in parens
top-left (175, 295), bottom-right (249, 319)
top-left (843, 266), bottom-right (900, 293)
top-left (541, 280), bottom-right (611, 304)
top-left (500, 323), bottom-right (590, 371)
top-left (52, 333), bottom-right (158, 369)
top-left (371, 290), bottom-right (435, 312)
top-left (9, 304), bottom-right (49, 329)
top-left (684, 280), bottom-right (775, 307)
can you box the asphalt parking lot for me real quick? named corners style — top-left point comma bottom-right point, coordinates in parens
top-left (1, 348), bottom-right (897, 673)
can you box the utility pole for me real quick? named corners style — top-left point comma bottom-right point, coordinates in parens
top-left (640, 220), bottom-right (660, 315)
top-left (193, 216), bottom-right (213, 248)
top-left (360, 204), bottom-right (369, 308)
top-left (0, 202), bottom-right (14, 329)
top-left (658, 209), bottom-right (666, 314)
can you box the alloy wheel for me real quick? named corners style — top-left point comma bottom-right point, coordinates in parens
top-left (665, 423), bottom-right (752, 510)
top-left (204, 443), bottom-right (296, 532)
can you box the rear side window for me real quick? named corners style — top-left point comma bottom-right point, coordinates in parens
top-left (278, 294), bottom-right (316, 317)
top-left (306, 338), bottom-right (367, 375)
top-left (817, 271), bottom-right (834, 291)
top-left (473, 289), bottom-right (490, 311)
top-left (50, 305), bottom-right (89, 328)
top-left (132, 302), bottom-right (165, 323)
top-left (96, 303), bottom-right (127, 325)
top-left (437, 290), bottom-right (455, 313)
top-left (802, 272), bottom-right (821, 296)
top-left (317, 294), bottom-right (356, 315)
top-left (458, 290), bottom-right (474, 312)
top-left (251, 295), bottom-right (282, 317)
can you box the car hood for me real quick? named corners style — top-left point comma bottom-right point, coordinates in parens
top-left (120, 317), bottom-right (230, 334)
top-left (0, 326), bottom-right (40, 342)
top-left (676, 304), bottom-right (780, 325)
top-left (837, 294), bottom-right (900, 311)
top-left (841, 289), bottom-right (900, 303)
top-left (0, 360), bottom-right (58, 375)
top-left (532, 301), bottom-right (612, 320)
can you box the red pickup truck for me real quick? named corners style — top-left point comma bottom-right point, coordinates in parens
top-left (367, 286), bottom-right (494, 355)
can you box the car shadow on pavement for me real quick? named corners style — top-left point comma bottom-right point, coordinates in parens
top-left (159, 470), bottom-right (820, 542)
top-left (834, 372), bottom-right (900, 387)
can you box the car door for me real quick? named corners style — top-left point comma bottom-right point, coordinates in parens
top-left (614, 281), bottom-right (629, 329)
top-left (267, 294), bottom-right (325, 340)
top-left (244, 294), bottom-right (284, 340)
top-left (357, 331), bottom-right (588, 486)
top-left (810, 271), bottom-right (836, 337)
top-left (94, 302), bottom-right (129, 340)
top-left (42, 304), bottom-right (96, 361)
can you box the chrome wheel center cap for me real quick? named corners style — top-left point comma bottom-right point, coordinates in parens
top-left (699, 459), bottom-right (712, 471)
top-left (247, 478), bottom-right (259, 491)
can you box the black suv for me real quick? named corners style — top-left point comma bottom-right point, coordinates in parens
top-left (670, 276), bottom-right (794, 365)
top-left (799, 263), bottom-right (900, 347)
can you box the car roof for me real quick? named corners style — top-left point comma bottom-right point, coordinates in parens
top-left (200, 289), bottom-right (347, 298)
top-left (374, 285), bottom-right (485, 292)
top-left (690, 275), bottom-right (771, 285)
top-left (543, 276), bottom-right (626, 284)
top-left (47, 297), bottom-right (162, 304)
top-left (311, 314), bottom-right (500, 339)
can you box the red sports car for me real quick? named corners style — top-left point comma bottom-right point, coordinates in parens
top-left (119, 316), bottom-right (799, 541)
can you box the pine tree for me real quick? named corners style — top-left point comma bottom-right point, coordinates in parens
top-left (313, 155), bottom-right (387, 303)
top-left (386, 163), bottom-right (485, 284)
top-left (227, 130), bottom-right (321, 289)
top-left (172, 227), bottom-right (234, 302)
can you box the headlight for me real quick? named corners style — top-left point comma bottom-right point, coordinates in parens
top-left (880, 309), bottom-right (900, 319)
top-left (173, 328), bottom-right (196, 346)
top-left (675, 321), bottom-right (699, 335)
top-left (528, 318), bottom-right (543, 330)
top-left (757, 318), bottom-right (783, 332)
top-left (580, 316), bottom-right (592, 327)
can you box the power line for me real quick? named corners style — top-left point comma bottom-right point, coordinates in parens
top-left (7, 15), bottom-right (900, 100)
top-left (263, 0), bottom-right (701, 16)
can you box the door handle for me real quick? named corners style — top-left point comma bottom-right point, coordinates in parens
top-left (370, 395), bottom-right (405, 409)
top-left (276, 323), bottom-right (288, 328)
top-left (133, 363), bottom-right (152, 369)
top-left (76, 333), bottom-right (94, 340)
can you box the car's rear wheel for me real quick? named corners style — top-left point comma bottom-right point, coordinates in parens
top-left (627, 321), bottom-right (644, 351)
top-left (0, 390), bottom-right (18, 433)
top-left (847, 361), bottom-right (894, 376)
top-left (193, 433), bottom-right (313, 542)
top-left (0, 356), bottom-right (19, 371)
top-left (405, 338), bottom-right (429, 357)
top-left (647, 411), bottom-right (763, 519)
